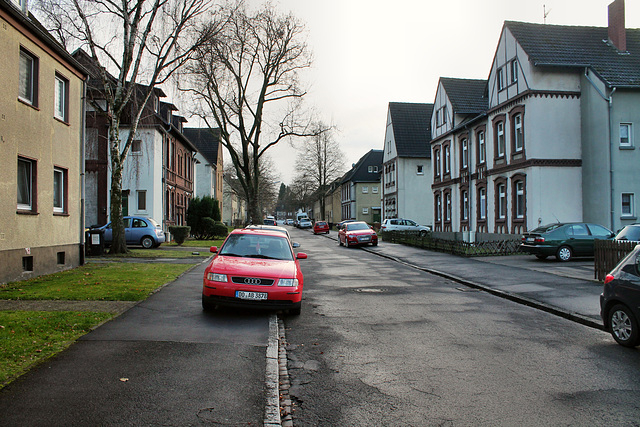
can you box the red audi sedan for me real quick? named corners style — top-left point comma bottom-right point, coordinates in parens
top-left (313, 221), bottom-right (330, 234)
top-left (338, 221), bottom-right (378, 247)
top-left (202, 228), bottom-right (307, 315)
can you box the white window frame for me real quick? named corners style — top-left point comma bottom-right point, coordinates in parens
top-left (462, 190), bottom-right (469, 221)
top-left (17, 157), bottom-right (34, 211)
top-left (498, 184), bottom-right (507, 219)
top-left (435, 149), bottom-right (441, 177)
top-left (19, 48), bottom-right (37, 105)
top-left (515, 180), bottom-right (524, 218)
top-left (362, 207), bottom-right (369, 215)
top-left (372, 186), bottom-right (378, 194)
top-left (497, 122), bottom-right (505, 157)
top-left (416, 165), bottom-right (424, 175)
top-left (435, 194), bottom-right (441, 222)
top-left (510, 59), bottom-right (518, 84)
top-left (497, 67), bottom-right (505, 91)
top-left (54, 74), bottom-right (68, 122)
top-left (514, 114), bottom-right (523, 152)
top-left (132, 139), bottom-right (142, 154)
top-left (362, 186), bottom-right (368, 194)
top-left (53, 167), bottom-right (65, 213)
top-left (444, 145), bottom-right (450, 174)
top-left (478, 131), bottom-right (486, 164)
top-left (479, 187), bottom-right (487, 220)
top-left (461, 138), bottom-right (468, 169)
top-left (445, 193), bottom-right (451, 221)
top-left (620, 123), bottom-right (632, 148)
top-left (622, 193), bottom-right (635, 217)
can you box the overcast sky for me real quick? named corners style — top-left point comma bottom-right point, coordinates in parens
top-left (238, 0), bottom-right (640, 185)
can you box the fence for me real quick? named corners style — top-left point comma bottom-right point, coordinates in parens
top-left (381, 231), bottom-right (522, 257)
top-left (594, 239), bottom-right (637, 281)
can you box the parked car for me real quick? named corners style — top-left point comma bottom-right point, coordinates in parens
top-left (202, 228), bottom-right (307, 315)
top-left (298, 218), bottom-right (312, 229)
top-left (520, 222), bottom-right (614, 261)
top-left (244, 224), bottom-right (300, 247)
top-left (263, 218), bottom-right (276, 226)
top-left (338, 221), bottom-right (378, 247)
top-left (381, 218), bottom-right (431, 236)
top-left (284, 219), bottom-right (294, 225)
top-left (98, 216), bottom-right (165, 249)
top-left (336, 219), bottom-right (357, 230)
top-left (600, 244), bottom-right (640, 347)
top-left (614, 224), bottom-right (640, 242)
top-left (313, 221), bottom-right (330, 235)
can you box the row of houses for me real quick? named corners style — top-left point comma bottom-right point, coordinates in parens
top-left (309, 0), bottom-right (640, 240)
top-left (0, 0), bottom-right (225, 283)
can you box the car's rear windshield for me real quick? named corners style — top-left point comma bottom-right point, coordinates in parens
top-left (347, 223), bottom-right (370, 231)
top-left (220, 234), bottom-right (293, 260)
top-left (531, 224), bottom-right (562, 233)
top-left (148, 218), bottom-right (160, 228)
top-left (616, 226), bottom-right (640, 241)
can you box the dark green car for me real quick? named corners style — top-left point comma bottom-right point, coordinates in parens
top-left (520, 222), bottom-right (614, 261)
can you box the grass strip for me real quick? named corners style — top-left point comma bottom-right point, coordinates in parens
top-left (104, 248), bottom-right (212, 258)
top-left (0, 263), bottom-right (192, 301)
top-left (164, 238), bottom-right (225, 248)
top-left (0, 311), bottom-right (114, 387)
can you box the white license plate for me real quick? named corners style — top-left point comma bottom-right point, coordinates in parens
top-left (236, 291), bottom-right (267, 301)
top-left (359, 236), bottom-right (371, 242)
top-left (526, 237), bottom-right (534, 243)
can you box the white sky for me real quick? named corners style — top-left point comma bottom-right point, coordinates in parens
top-left (216, 0), bottom-right (640, 185)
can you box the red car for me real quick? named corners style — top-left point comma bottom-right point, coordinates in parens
top-left (338, 221), bottom-right (378, 247)
top-left (202, 228), bottom-right (307, 315)
top-left (313, 221), bottom-right (330, 234)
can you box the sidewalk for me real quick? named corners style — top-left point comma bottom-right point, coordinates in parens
top-left (361, 240), bottom-right (604, 329)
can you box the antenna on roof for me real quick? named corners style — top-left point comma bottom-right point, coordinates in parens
top-left (543, 4), bottom-right (552, 24)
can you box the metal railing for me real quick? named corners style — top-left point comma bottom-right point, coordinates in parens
top-left (381, 231), bottom-right (522, 257)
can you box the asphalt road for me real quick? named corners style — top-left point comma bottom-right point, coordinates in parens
top-left (0, 262), bottom-right (270, 426)
top-left (284, 227), bottom-right (640, 426)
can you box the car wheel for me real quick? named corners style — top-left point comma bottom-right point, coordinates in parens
top-left (535, 255), bottom-right (548, 260)
top-left (141, 236), bottom-right (154, 249)
top-left (419, 230), bottom-right (427, 237)
top-left (609, 304), bottom-right (640, 347)
top-left (202, 298), bottom-right (216, 312)
top-left (339, 238), bottom-right (343, 246)
top-left (345, 239), bottom-right (350, 248)
top-left (372, 241), bottom-right (378, 246)
top-left (556, 245), bottom-right (572, 262)
top-left (289, 304), bottom-right (301, 316)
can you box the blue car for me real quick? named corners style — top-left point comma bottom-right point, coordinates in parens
top-left (99, 216), bottom-right (165, 249)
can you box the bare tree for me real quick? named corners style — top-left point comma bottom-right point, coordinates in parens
top-left (223, 155), bottom-right (279, 222)
top-left (183, 0), bottom-right (326, 223)
top-left (35, 0), bottom-right (213, 253)
top-left (294, 124), bottom-right (345, 219)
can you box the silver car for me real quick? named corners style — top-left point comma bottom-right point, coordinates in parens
top-left (381, 218), bottom-right (431, 236)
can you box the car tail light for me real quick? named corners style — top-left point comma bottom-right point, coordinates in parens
top-left (534, 237), bottom-right (544, 243)
top-left (604, 274), bottom-right (615, 285)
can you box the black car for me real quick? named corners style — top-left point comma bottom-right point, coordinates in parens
top-left (600, 244), bottom-right (640, 347)
top-left (614, 224), bottom-right (640, 242)
top-left (520, 222), bottom-right (614, 261)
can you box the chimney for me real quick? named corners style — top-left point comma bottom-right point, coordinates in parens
top-left (608, 0), bottom-right (626, 51)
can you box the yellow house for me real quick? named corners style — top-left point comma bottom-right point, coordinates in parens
top-left (0, 0), bottom-right (87, 283)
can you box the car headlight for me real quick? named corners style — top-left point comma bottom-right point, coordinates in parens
top-left (207, 273), bottom-right (228, 282)
top-left (279, 278), bottom-right (298, 287)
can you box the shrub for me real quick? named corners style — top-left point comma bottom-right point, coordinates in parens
top-left (187, 196), bottom-right (222, 240)
top-left (212, 222), bottom-right (229, 239)
top-left (168, 226), bottom-right (191, 245)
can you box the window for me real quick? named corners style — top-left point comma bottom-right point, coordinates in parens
top-left (372, 186), bottom-right (379, 194)
top-left (54, 74), bottom-right (69, 122)
top-left (497, 67), bottom-right (505, 91)
top-left (362, 186), bottom-right (368, 194)
top-left (478, 131), bottom-right (486, 164)
top-left (17, 157), bottom-right (36, 211)
top-left (435, 193), bottom-right (441, 222)
top-left (461, 138), bottom-right (468, 169)
top-left (515, 180), bottom-right (524, 218)
top-left (510, 59), bottom-right (518, 84)
top-left (132, 139), bottom-right (142, 154)
top-left (513, 114), bottom-right (523, 152)
top-left (362, 207), bottom-right (369, 215)
top-left (19, 48), bottom-right (38, 106)
top-left (444, 145), bottom-right (450, 174)
top-left (436, 106), bottom-right (447, 127)
top-left (416, 165), bottom-right (424, 175)
top-left (620, 123), bottom-right (632, 147)
top-left (479, 187), bottom-right (487, 220)
top-left (445, 193), bottom-right (451, 221)
top-left (368, 166), bottom-right (373, 172)
top-left (137, 190), bottom-right (147, 211)
top-left (498, 183), bottom-right (507, 219)
top-left (434, 149), bottom-right (441, 178)
top-left (53, 167), bottom-right (67, 213)
top-left (461, 190), bottom-right (469, 221)
top-left (496, 121), bottom-right (505, 157)
top-left (622, 193), bottom-right (635, 217)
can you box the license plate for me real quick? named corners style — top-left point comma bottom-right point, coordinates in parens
top-left (359, 236), bottom-right (371, 242)
top-left (236, 291), bottom-right (267, 301)
top-left (526, 237), bottom-right (534, 243)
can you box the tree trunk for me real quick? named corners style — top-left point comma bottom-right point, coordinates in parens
top-left (108, 123), bottom-right (128, 254)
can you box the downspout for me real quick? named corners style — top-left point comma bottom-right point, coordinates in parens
top-left (79, 76), bottom-right (87, 265)
top-left (584, 68), bottom-right (616, 230)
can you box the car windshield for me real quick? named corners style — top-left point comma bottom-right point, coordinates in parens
top-left (347, 223), bottom-right (370, 231)
top-left (219, 234), bottom-right (293, 260)
top-left (616, 226), bottom-right (640, 241)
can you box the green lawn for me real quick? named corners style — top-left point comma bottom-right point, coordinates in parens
top-left (164, 238), bottom-right (225, 248)
top-left (104, 248), bottom-right (212, 258)
top-left (0, 262), bottom-right (192, 301)
top-left (0, 311), bottom-right (114, 387)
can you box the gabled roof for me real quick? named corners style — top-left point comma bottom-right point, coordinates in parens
top-left (183, 128), bottom-right (222, 166)
top-left (439, 77), bottom-right (488, 114)
top-left (505, 20), bottom-right (640, 88)
top-left (341, 149), bottom-right (383, 184)
top-left (388, 102), bottom-right (433, 158)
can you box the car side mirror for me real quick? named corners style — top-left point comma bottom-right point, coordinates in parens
top-left (296, 252), bottom-right (307, 260)
top-left (210, 246), bottom-right (218, 253)
top-left (292, 242), bottom-right (300, 248)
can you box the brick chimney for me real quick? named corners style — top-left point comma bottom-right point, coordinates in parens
top-left (608, 0), bottom-right (626, 51)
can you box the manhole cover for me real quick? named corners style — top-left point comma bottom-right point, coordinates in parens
top-left (354, 288), bottom-right (386, 293)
